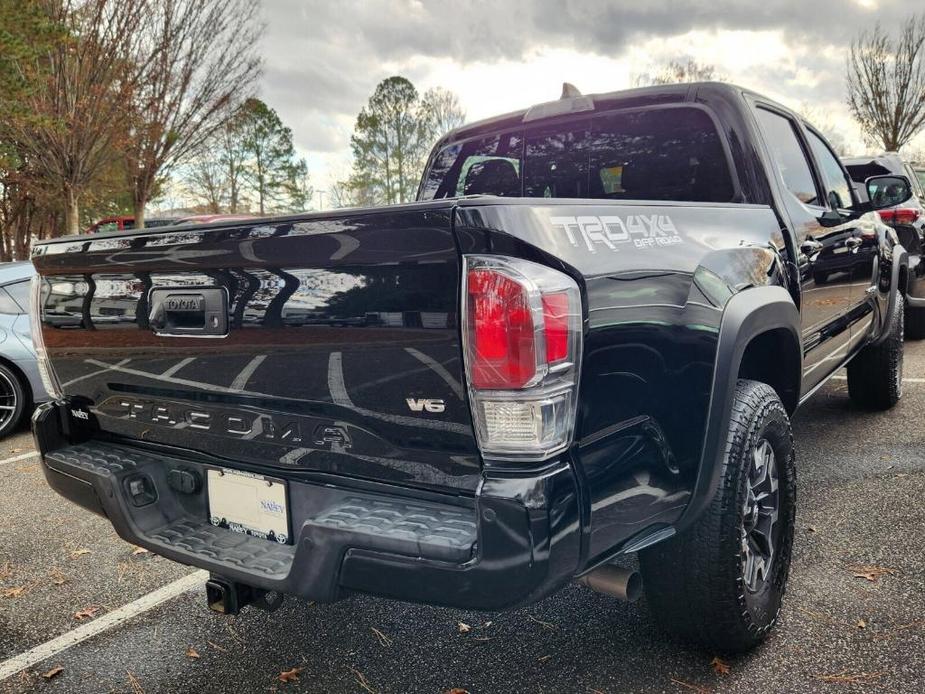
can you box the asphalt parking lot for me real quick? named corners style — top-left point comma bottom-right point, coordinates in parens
top-left (1, 345), bottom-right (923, 694)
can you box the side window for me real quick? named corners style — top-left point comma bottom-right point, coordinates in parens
top-left (755, 108), bottom-right (820, 206)
top-left (5, 281), bottom-right (31, 313)
top-left (0, 287), bottom-right (23, 314)
top-left (806, 131), bottom-right (853, 210)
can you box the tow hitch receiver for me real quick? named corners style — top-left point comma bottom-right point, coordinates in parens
top-left (206, 576), bottom-right (284, 615)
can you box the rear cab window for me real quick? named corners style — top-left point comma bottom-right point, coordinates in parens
top-left (420, 106), bottom-right (735, 204)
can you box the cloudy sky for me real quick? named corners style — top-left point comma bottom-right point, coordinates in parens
top-left (255, 0), bottom-right (921, 206)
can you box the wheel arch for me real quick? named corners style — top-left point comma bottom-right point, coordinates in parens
top-left (675, 285), bottom-right (801, 533)
top-left (0, 354), bottom-right (33, 407)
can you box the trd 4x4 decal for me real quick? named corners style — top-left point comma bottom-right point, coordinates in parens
top-left (550, 214), bottom-right (682, 252)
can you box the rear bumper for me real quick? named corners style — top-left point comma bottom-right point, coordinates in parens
top-left (33, 402), bottom-right (582, 611)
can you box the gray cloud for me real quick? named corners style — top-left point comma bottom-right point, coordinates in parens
top-left (260, 0), bottom-right (913, 174)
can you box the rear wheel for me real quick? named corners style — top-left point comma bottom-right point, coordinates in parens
top-left (0, 363), bottom-right (27, 439)
top-left (639, 380), bottom-right (796, 653)
top-left (847, 294), bottom-right (904, 410)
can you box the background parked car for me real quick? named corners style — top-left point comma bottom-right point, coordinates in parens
top-left (843, 153), bottom-right (925, 336)
top-left (84, 216), bottom-right (177, 233)
top-left (0, 261), bottom-right (49, 437)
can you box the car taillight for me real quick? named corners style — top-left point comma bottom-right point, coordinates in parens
top-left (30, 274), bottom-right (62, 399)
top-left (462, 255), bottom-right (582, 461)
top-left (878, 208), bottom-right (921, 226)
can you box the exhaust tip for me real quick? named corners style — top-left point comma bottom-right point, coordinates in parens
top-left (576, 565), bottom-right (643, 602)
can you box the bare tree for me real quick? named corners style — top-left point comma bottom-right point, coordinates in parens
top-left (635, 58), bottom-right (720, 87)
top-left (184, 145), bottom-right (227, 213)
top-left (421, 87), bottom-right (466, 141)
top-left (847, 16), bottom-right (925, 151)
top-left (799, 104), bottom-right (851, 156)
top-left (124, 0), bottom-right (263, 228)
top-left (3, 0), bottom-right (146, 234)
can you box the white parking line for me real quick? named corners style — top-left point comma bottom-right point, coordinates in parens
top-left (161, 357), bottom-right (196, 378)
top-left (404, 347), bottom-right (464, 399)
top-left (230, 354), bottom-right (267, 391)
top-left (0, 570), bottom-right (209, 682)
top-left (831, 376), bottom-right (925, 383)
top-left (0, 451), bottom-right (38, 467)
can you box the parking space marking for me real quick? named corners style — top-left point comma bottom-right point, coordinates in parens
top-left (230, 354), bottom-right (267, 391)
top-left (831, 375), bottom-right (925, 383)
top-left (327, 351), bottom-right (354, 407)
top-left (0, 570), bottom-right (208, 682)
top-left (0, 451), bottom-right (38, 466)
top-left (404, 347), bottom-right (464, 399)
top-left (160, 357), bottom-right (196, 378)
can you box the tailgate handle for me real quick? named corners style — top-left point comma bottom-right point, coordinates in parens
top-left (148, 288), bottom-right (228, 337)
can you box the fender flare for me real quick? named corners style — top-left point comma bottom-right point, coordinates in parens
top-left (874, 246), bottom-right (908, 344)
top-left (675, 285), bottom-right (801, 533)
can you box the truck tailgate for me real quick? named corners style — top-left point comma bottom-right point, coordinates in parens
top-left (32, 205), bottom-right (481, 493)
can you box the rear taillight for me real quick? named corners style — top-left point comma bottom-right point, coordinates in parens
top-left (30, 274), bottom-right (62, 399)
top-left (878, 208), bottom-right (921, 225)
top-left (462, 255), bottom-right (582, 461)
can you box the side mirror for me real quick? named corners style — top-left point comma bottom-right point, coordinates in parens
top-left (866, 174), bottom-right (913, 211)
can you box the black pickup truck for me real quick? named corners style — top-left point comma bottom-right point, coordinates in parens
top-left (30, 83), bottom-right (912, 652)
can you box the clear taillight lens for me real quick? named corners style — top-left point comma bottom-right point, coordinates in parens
top-left (30, 274), bottom-right (62, 399)
top-left (462, 255), bottom-right (582, 461)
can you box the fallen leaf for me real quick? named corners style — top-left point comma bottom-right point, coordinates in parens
top-left (131, 546), bottom-right (150, 556)
top-left (127, 670), bottom-right (144, 694)
top-left (70, 548), bottom-right (91, 560)
top-left (371, 627), bottom-right (392, 647)
top-left (186, 647), bottom-right (200, 659)
top-left (807, 525), bottom-right (818, 533)
top-left (856, 619), bottom-right (867, 629)
top-left (73, 605), bottom-right (101, 620)
top-left (527, 614), bottom-right (557, 630)
top-left (813, 670), bottom-right (883, 685)
top-left (457, 621), bottom-right (471, 634)
top-left (351, 667), bottom-right (377, 694)
top-left (49, 568), bottom-right (68, 586)
top-left (710, 657), bottom-right (731, 675)
top-left (2, 585), bottom-right (28, 598)
top-left (277, 667), bottom-right (303, 683)
top-left (42, 666), bottom-right (64, 680)
top-left (849, 565), bottom-right (896, 582)
top-left (537, 655), bottom-right (552, 663)
top-left (445, 689), bottom-right (470, 694)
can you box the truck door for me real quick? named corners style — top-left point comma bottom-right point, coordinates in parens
top-left (804, 128), bottom-right (877, 354)
top-left (753, 107), bottom-right (855, 395)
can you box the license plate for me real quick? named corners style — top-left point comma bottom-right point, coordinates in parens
top-left (207, 469), bottom-right (290, 544)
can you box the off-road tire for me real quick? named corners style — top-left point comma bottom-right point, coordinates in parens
top-left (0, 363), bottom-right (27, 439)
top-left (847, 294), bottom-right (904, 410)
top-left (639, 380), bottom-right (796, 653)
top-left (904, 301), bottom-right (925, 340)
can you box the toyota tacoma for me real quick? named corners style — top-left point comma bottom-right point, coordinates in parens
top-left (30, 83), bottom-right (911, 652)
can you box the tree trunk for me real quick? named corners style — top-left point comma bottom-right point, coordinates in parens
top-left (64, 186), bottom-right (80, 235)
top-left (134, 197), bottom-right (146, 230)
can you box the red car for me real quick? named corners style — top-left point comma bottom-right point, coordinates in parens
top-left (171, 214), bottom-right (256, 225)
top-left (85, 216), bottom-right (176, 233)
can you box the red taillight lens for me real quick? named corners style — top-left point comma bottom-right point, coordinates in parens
top-left (467, 269), bottom-right (536, 389)
top-left (878, 208), bottom-right (920, 225)
top-left (542, 292), bottom-right (570, 363)
top-left (462, 255), bottom-right (582, 461)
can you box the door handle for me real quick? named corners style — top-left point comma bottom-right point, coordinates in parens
top-left (845, 237), bottom-right (862, 250)
top-left (800, 239), bottom-right (824, 255)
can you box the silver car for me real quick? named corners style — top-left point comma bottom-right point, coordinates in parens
top-left (0, 261), bottom-right (49, 437)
